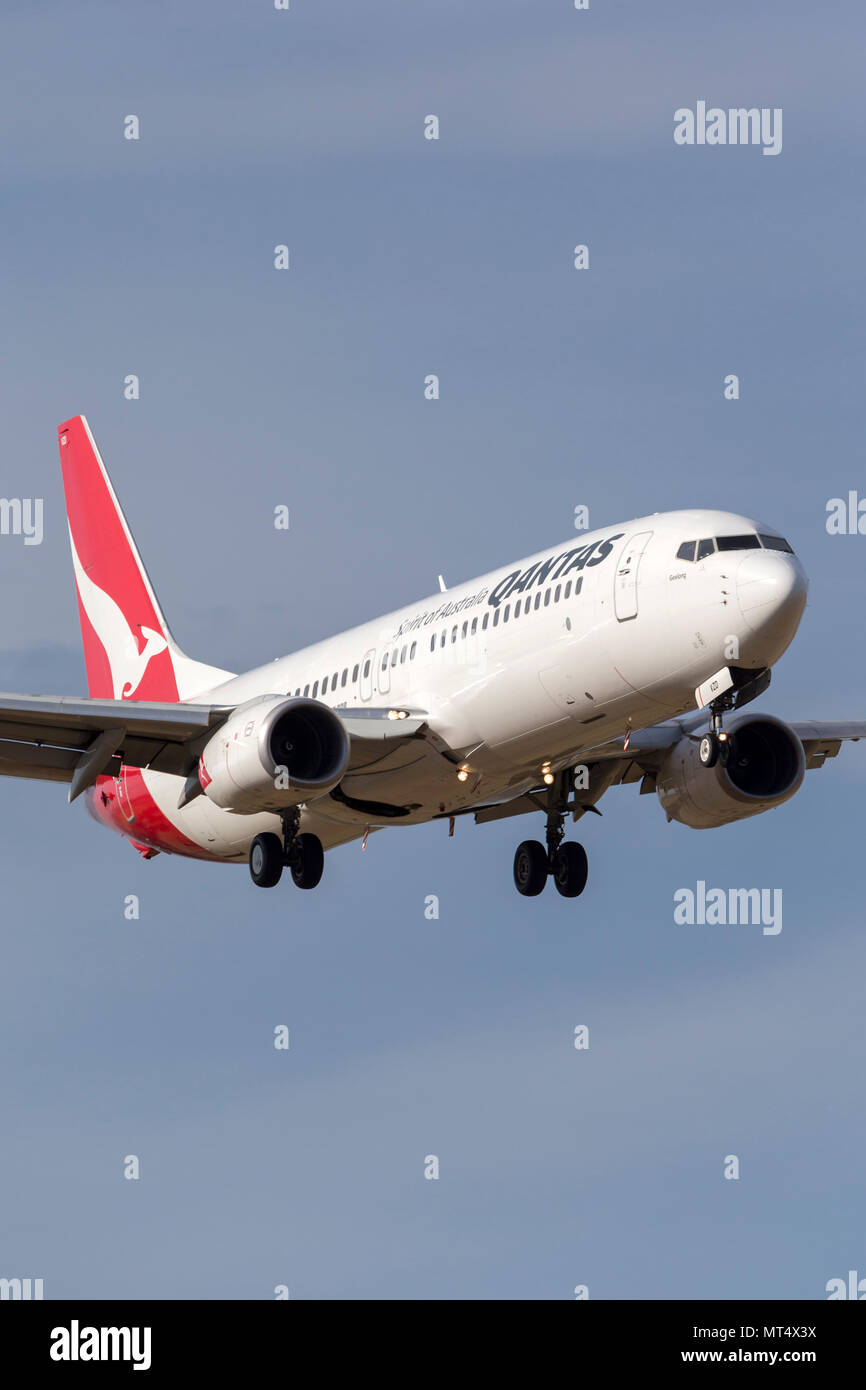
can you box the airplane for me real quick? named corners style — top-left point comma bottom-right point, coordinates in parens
top-left (1, 414), bottom-right (862, 897)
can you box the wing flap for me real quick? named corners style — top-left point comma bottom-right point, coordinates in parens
top-left (0, 740), bottom-right (81, 782)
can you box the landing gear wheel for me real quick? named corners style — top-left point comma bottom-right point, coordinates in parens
top-left (249, 833), bottom-right (283, 888)
top-left (513, 839), bottom-right (548, 897)
top-left (699, 733), bottom-right (719, 768)
top-left (289, 833), bottom-right (324, 890)
top-left (551, 842), bottom-right (588, 898)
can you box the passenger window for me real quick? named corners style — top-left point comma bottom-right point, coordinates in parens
top-left (303, 684), bottom-right (310, 696)
top-left (322, 676), bottom-right (328, 693)
top-left (482, 612), bottom-right (489, 629)
top-left (312, 681), bottom-right (318, 697)
top-left (401, 645), bottom-right (407, 663)
top-left (534, 593), bottom-right (541, 610)
top-left (493, 608), bottom-right (500, 626)
top-left (554, 584), bottom-right (561, 602)
top-left (363, 660), bottom-right (370, 678)
top-left (470, 618), bottom-right (477, 635)
top-left (564, 581), bottom-right (572, 599)
top-left (696, 538), bottom-right (715, 560)
top-left (451, 626), bottom-right (457, 644)
top-left (544, 589), bottom-right (551, 606)
top-left (410, 641), bottom-right (416, 659)
top-left (440, 630), bottom-right (446, 648)
top-left (333, 673), bottom-right (338, 687)
top-left (381, 654), bottom-right (388, 670)
top-left (514, 600), bottom-right (521, 617)
top-left (504, 605), bottom-right (510, 621)
top-left (676, 541), bottom-right (696, 562)
top-left (461, 622), bottom-right (468, 639)
top-left (430, 635), bottom-right (436, 652)
top-left (352, 664), bottom-right (359, 681)
top-left (391, 649), bottom-right (398, 667)
top-left (341, 669), bottom-right (348, 687)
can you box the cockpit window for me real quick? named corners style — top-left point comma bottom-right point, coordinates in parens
top-left (716, 534), bottom-right (761, 552)
top-left (758, 533), bottom-right (794, 553)
top-left (677, 532), bottom-right (795, 561)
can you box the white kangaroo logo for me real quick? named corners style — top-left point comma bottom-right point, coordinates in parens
top-left (69, 530), bottom-right (169, 699)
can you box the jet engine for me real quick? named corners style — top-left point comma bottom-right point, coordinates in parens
top-left (655, 714), bottom-right (805, 829)
top-left (197, 695), bottom-right (350, 814)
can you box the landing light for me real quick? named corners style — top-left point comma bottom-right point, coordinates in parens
top-left (387, 708), bottom-right (409, 720)
top-left (542, 761), bottom-right (554, 786)
top-left (457, 764), bottom-right (470, 782)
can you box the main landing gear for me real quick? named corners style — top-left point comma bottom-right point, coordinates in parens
top-left (698, 693), bottom-right (737, 769)
top-left (249, 810), bottom-right (324, 890)
top-left (513, 771), bottom-right (590, 899)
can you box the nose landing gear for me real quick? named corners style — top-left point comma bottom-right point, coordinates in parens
top-left (699, 694), bottom-right (737, 769)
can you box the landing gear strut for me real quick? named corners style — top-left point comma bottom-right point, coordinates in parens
top-left (512, 770), bottom-right (589, 899)
top-left (248, 809), bottom-right (324, 890)
top-left (699, 694), bottom-right (737, 769)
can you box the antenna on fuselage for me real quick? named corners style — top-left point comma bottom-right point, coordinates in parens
top-left (438, 575), bottom-right (447, 592)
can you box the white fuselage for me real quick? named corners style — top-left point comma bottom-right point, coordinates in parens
top-left (120, 509), bottom-right (808, 860)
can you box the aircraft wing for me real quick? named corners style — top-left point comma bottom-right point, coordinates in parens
top-left (786, 722), bottom-right (866, 768)
top-left (332, 708), bottom-right (430, 769)
top-left (0, 693), bottom-right (233, 791)
top-left (473, 714), bottom-right (866, 827)
top-left (0, 693), bottom-right (435, 803)
top-left (578, 714), bottom-right (866, 776)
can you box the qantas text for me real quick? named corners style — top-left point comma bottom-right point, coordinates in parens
top-left (487, 533), bottom-right (624, 608)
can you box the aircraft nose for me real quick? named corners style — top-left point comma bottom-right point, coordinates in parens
top-left (737, 551), bottom-right (808, 635)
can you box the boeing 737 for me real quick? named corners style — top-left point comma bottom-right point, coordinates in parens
top-left (1, 415), bottom-right (862, 897)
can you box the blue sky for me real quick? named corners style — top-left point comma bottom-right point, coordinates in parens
top-left (1, 0), bottom-right (864, 1298)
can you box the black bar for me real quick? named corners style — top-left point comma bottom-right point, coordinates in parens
top-left (1, 1298), bottom-right (860, 1375)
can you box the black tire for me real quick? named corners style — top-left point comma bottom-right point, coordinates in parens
top-left (249, 832), bottom-right (283, 888)
top-left (513, 839), bottom-right (548, 897)
top-left (551, 842), bottom-right (589, 898)
top-left (699, 733), bottom-right (719, 768)
top-left (290, 833), bottom-right (324, 890)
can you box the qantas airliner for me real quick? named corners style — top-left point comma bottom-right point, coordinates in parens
top-left (1, 415), bottom-right (862, 896)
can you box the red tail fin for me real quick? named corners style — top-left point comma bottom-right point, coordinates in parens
top-left (58, 417), bottom-right (233, 701)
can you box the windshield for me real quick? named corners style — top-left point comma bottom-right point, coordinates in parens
top-left (677, 532), bottom-right (794, 560)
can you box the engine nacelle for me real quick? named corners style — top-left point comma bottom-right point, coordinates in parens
top-left (656, 714), bottom-right (805, 829)
top-left (198, 695), bottom-right (350, 814)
